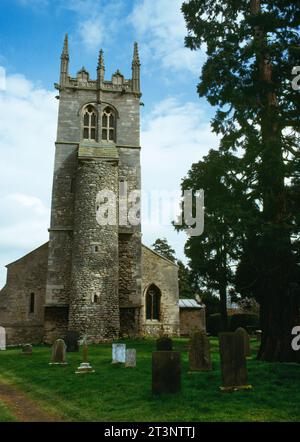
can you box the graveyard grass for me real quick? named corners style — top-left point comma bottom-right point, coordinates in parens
top-left (0, 338), bottom-right (300, 422)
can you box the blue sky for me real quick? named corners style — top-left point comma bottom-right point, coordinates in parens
top-left (0, 0), bottom-right (219, 287)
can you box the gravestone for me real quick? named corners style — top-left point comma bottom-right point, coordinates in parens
top-left (156, 336), bottom-right (173, 351)
top-left (235, 327), bottom-right (251, 357)
top-left (125, 349), bottom-right (136, 368)
top-left (49, 339), bottom-right (67, 365)
top-left (65, 331), bottom-right (79, 352)
top-left (22, 344), bottom-right (33, 355)
top-left (219, 332), bottom-right (251, 391)
top-left (152, 351), bottom-right (181, 395)
top-left (189, 331), bottom-right (212, 371)
top-left (0, 326), bottom-right (6, 350)
top-left (112, 343), bottom-right (126, 364)
top-left (76, 340), bottom-right (95, 374)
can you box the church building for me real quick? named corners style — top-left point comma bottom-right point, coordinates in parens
top-left (0, 36), bottom-right (180, 345)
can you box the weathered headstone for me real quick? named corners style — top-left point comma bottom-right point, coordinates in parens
top-left (152, 351), bottom-right (181, 395)
top-left (49, 339), bottom-right (67, 365)
top-left (65, 331), bottom-right (79, 352)
top-left (125, 349), bottom-right (136, 368)
top-left (22, 344), bottom-right (33, 355)
top-left (75, 340), bottom-right (95, 374)
top-left (235, 327), bottom-right (251, 357)
top-left (0, 326), bottom-right (6, 351)
top-left (189, 331), bottom-right (212, 371)
top-left (156, 336), bottom-right (173, 351)
top-left (219, 332), bottom-right (252, 391)
top-left (112, 343), bottom-right (126, 363)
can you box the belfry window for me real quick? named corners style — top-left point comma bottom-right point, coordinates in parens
top-left (83, 105), bottom-right (97, 141)
top-left (102, 107), bottom-right (115, 142)
top-left (146, 285), bottom-right (161, 321)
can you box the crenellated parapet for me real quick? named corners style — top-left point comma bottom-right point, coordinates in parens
top-left (57, 36), bottom-right (141, 96)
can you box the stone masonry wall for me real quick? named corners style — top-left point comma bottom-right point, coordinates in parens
top-left (0, 243), bottom-right (48, 345)
top-left (179, 308), bottom-right (206, 336)
top-left (69, 159), bottom-right (120, 342)
top-left (141, 246), bottom-right (180, 336)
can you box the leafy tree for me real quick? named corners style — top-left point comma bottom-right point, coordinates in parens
top-left (201, 291), bottom-right (220, 317)
top-left (175, 149), bottom-right (256, 330)
top-left (182, 0), bottom-right (300, 361)
top-left (177, 260), bottom-right (196, 298)
top-left (151, 238), bottom-right (176, 263)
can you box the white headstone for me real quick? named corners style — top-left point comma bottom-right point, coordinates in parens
top-left (125, 349), bottom-right (136, 368)
top-left (112, 343), bottom-right (126, 363)
top-left (0, 326), bottom-right (6, 350)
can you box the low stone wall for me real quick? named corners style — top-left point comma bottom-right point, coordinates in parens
top-left (3, 324), bottom-right (44, 346)
top-left (179, 308), bottom-right (206, 336)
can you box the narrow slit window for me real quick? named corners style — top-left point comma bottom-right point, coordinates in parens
top-left (29, 293), bottom-right (35, 314)
top-left (102, 107), bottom-right (116, 142)
top-left (83, 105), bottom-right (97, 141)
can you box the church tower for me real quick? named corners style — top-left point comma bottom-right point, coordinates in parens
top-left (44, 36), bottom-right (142, 343)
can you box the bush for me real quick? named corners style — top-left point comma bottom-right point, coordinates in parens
top-left (229, 313), bottom-right (259, 332)
top-left (207, 313), bottom-right (222, 336)
top-left (207, 312), bottom-right (260, 336)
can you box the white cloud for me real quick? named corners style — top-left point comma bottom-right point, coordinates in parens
top-left (78, 18), bottom-right (105, 50)
top-left (0, 194), bottom-right (49, 249)
top-left (141, 97), bottom-right (219, 261)
top-left (129, 0), bottom-right (204, 74)
top-left (63, 1), bottom-right (124, 51)
top-left (0, 73), bottom-right (57, 287)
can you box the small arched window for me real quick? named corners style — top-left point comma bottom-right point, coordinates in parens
top-left (102, 107), bottom-right (115, 142)
top-left (146, 285), bottom-right (161, 321)
top-left (92, 294), bottom-right (99, 304)
top-left (83, 105), bottom-right (97, 141)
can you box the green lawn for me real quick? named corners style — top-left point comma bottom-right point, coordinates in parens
top-left (0, 338), bottom-right (299, 422)
top-left (0, 401), bottom-right (16, 422)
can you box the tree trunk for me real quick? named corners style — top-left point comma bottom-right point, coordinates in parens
top-left (251, 0), bottom-right (300, 362)
top-left (258, 284), bottom-right (300, 362)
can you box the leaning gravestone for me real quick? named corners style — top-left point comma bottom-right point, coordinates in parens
top-left (0, 326), bottom-right (6, 350)
top-left (219, 332), bottom-right (251, 391)
top-left (49, 339), bottom-right (67, 365)
top-left (156, 336), bottom-right (173, 351)
top-left (189, 331), bottom-right (212, 371)
top-left (125, 349), bottom-right (136, 368)
top-left (152, 351), bottom-right (181, 395)
top-left (65, 331), bottom-right (79, 353)
top-left (112, 343), bottom-right (126, 364)
top-left (22, 344), bottom-right (33, 355)
top-left (235, 327), bottom-right (251, 357)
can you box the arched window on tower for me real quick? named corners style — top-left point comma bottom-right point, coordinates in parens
top-left (83, 104), bottom-right (97, 141)
top-left (102, 107), bottom-right (116, 142)
top-left (146, 285), bottom-right (161, 321)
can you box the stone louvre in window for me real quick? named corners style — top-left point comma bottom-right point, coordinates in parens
top-left (83, 105), bottom-right (97, 141)
top-left (102, 107), bottom-right (115, 142)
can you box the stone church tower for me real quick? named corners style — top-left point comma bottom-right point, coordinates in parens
top-left (0, 37), bottom-right (180, 345)
top-left (45, 36), bottom-right (142, 342)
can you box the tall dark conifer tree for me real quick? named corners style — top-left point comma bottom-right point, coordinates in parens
top-left (181, 0), bottom-right (300, 361)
